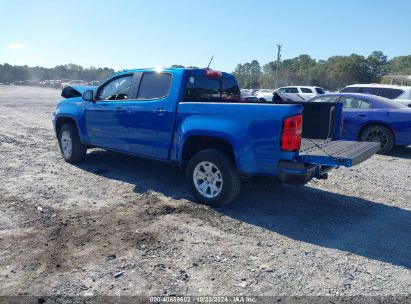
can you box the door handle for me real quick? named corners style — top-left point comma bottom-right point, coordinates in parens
top-left (115, 107), bottom-right (126, 113)
top-left (154, 108), bottom-right (168, 115)
top-left (358, 113), bottom-right (366, 117)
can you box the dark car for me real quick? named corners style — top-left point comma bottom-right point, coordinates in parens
top-left (309, 93), bottom-right (411, 153)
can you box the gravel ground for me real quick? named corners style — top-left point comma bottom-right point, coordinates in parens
top-left (0, 86), bottom-right (410, 298)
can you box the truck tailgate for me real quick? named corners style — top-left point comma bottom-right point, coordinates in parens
top-left (298, 139), bottom-right (380, 167)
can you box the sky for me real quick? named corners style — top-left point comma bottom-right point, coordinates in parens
top-left (1, 0), bottom-right (411, 72)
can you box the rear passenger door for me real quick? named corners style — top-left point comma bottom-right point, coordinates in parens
top-left (338, 96), bottom-right (372, 139)
top-left (126, 71), bottom-right (178, 159)
top-left (300, 87), bottom-right (315, 100)
top-left (283, 87), bottom-right (303, 101)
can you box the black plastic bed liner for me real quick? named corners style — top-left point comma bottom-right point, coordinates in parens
top-left (299, 138), bottom-right (381, 167)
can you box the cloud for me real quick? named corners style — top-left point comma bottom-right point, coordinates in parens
top-left (8, 42), bottom-right (25, 49)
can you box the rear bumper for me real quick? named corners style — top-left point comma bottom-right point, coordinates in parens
top-left (277, 161), bottom-right (331, 184)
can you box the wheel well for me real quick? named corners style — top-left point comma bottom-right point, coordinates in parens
top-left (55, 117), bottom-right (77, 136)
top-left (182, 136), bottom-right (236, 167)
top-left (358, 122), bottom-right (395, 141)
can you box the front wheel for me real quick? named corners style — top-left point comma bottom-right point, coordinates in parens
top-left (360, 125), bottom-right (394, 154)
top-left (58, 123), bottom-right (87, 163)
top-left (186, 149), bottom-right (241, 207)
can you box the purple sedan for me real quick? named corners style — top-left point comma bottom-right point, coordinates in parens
top-left (309, 93), bottom-right (411, 154)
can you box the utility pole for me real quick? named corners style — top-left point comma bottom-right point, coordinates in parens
top-left (274, 44), bottom-right (282, 89)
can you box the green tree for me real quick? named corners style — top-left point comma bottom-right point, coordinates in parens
top-left (233, 60), bottom-right (262, 89)
top-left (367, 51), bottom-right (388, 81)
top-left (387, 55), bottom-right (411, 75)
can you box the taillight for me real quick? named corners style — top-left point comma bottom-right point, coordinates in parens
top-left (281, 114), bottom-right (303, 151)
top-left (340, 111), bottom-right (344, 137)
top-left (205, 69), bottom-right (222, 78)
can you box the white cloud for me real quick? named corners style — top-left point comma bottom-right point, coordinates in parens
top-left (8, 42), bottom-right (25, 49)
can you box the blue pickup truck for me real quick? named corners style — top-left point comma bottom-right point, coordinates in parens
top-left (53, 68), bottom-right (380, 206)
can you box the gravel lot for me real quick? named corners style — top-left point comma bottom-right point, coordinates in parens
top-left (0, 86), bottom-right (410, 298)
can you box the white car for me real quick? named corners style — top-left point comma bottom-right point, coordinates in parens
top-left (256, 86), bottom-right (325, 102)
top-left (340, 84), bottom-right (411, 107)
top-left (275, 86), bottom-right (325, 101)
top-left (61, 80), bottom-right (88, 89)
top-left (256, 89), bottom-right (275, 102)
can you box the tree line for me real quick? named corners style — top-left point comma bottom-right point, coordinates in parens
top-left (233, 52), bottom-right (411, 90)
top-left (1, 52), bottom-right (410, 90)
top-left (0, 63), bottom-right (115, 83)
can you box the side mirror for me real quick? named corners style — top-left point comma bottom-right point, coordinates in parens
top-left (83, 90), bottom-right (94, 102)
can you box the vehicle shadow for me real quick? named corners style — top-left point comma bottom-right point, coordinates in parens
top-left (388, 146), bottom-right (411, 160)
top-left (75, 149), bottom-right (411, 269)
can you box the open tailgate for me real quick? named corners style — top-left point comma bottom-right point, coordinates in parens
top-left (298, 139), bottom-right (380, 167)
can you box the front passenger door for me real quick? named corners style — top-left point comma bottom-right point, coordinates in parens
top-left (85, 74), bottom-right (135, 151)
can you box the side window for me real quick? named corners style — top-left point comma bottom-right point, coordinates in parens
top-left (359, 100), bottom-right (372, 109)
top-left (312, 96), bottom-right (339, 103)
top-left (378, 88), bottom-right (404, 99)
top-left (301, 88), bottom-right (313, 93)
top-left (97, 75), bottom-right (133, 101)
top-left (315, 87), bottom-right (325, 94)
top-left (285, 87), bottom-right (299, 93)
top-left (339, 97), bottom-right (371, 109)
top-left (137, 73), bottom-right (172, 99)
top-left (340, 87), bottom-right (360, 93)
top-left (360, 87), bottom-right (379, 95)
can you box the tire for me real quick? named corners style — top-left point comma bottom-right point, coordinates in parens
top-left (186, 149), bottom-right (241, 207)
top-left (360, 125), bottom-right (394, 154)
top-left (58, 123), bottom-right (87, 163)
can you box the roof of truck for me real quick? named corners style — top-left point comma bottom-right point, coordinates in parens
top-left (110, 67), bottom-right (234, 78)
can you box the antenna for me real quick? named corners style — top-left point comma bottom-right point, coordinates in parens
top-left (206, 55), bottom-right (214, 69)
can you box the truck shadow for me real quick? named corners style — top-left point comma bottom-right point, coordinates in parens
top-left (76, 149), bottom-right (411, 269)
top-left (388, 146), bottom-right (411, 160)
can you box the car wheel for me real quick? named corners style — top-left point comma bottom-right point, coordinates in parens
top-left (186, 149), bottom-right (241, 207)
top-left (360, 125), bottom-right (394, 154)
top-left (58, 123), bottom-right (87, 163)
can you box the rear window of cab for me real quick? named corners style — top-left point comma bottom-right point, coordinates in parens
top-left (183, 74), bottom-right (241, 101)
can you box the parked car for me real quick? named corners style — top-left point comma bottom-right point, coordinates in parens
top-left (340, 84), bottom-right (411, 107)
top-left (309, 93), bottom-right (411, 154)
top-left (256, 89), bottom-right (275, 102)
top-left (275, 86), bottom-right (325, 101)
top-left (240, 89), bottom-right (258, 102)
top-left (61, 80), bottom-right (88, 89)
top-left (53, 68), bottom-right (379, 206)
top-left (256, 86), bottom-right (325, 102)
top-left (88, 80), bottom-right (100, 86)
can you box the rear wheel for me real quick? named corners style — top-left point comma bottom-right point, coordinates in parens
top-left (360, 125), bottom-right (394, 154)
top-left (58, 123), bottom-right (87, 163)
top-left (186, 149), bottom-right (241, 207)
